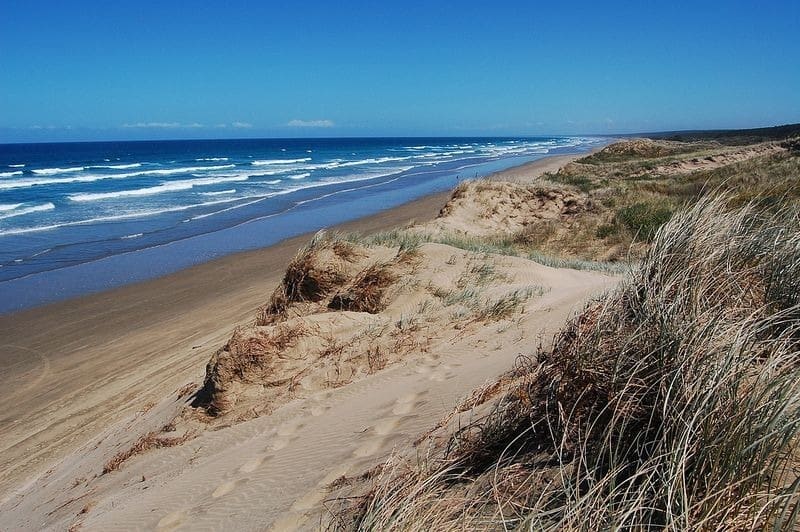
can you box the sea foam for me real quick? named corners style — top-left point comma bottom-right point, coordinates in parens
top-left (89, 163), bottom-right (142, 170)
top-left (0, 202), bottom-right (55, 220)
top-left (251, 158), bottom-right (311, 166)
top-left (336, 155), bottom-right (414, 167)
top-left (200, 189), bottom-right (236, 196)
top-left (31, 166), bottom-right (85, 175)
top-left (0, 164), bottom-right (236, 191)
top-left (68, 174), bottom-right (249, 202)
top-left (0, 196), bottom-right (249, 236)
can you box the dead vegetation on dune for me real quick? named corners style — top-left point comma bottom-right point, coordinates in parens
top-left (191, 322), bottom-right (309, 415)
top-left (259, 236), bottom-right (363, 324)
top-left (187, 232), bottom-right (542, 423)
top-left (329, 262), bottom-right (398, 313)
top-left (329, 198), bottom-right (800, 531)
top-left (102, 429), bottom-right (193, 474)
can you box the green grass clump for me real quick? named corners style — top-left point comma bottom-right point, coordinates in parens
top-left (546, 173), bottom-right (597, 192)
top-left (474, 287), bottom-right (543, 321)
top-left (616, 201), bottom-right (674, 241)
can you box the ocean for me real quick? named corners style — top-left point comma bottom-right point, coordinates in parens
top-left (0, 136), bottom-right (602, 313)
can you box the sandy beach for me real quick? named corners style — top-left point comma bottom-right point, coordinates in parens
top-left (3, 2), bottom-right (795, 527)
top-left (3, 132), bottom-right (797, 529)
top-left (0, 152), bottom-right (594, 509)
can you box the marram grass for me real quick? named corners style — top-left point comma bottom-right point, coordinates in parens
top-left (330, 197), bottom-right (800, 531)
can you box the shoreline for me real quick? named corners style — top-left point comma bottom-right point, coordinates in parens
top-left (0, 147), bottom-right (597, 314)
top-left (0, 151), bottom-right (588, 499)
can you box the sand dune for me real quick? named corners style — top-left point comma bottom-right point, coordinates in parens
top-left (424, 180), bottom-right (592, 237)
top-left (0, 152), bottom-right (611, 530)
top-left (649, 141), bottom-right (786, 175)
top-left (2, 243), bottom-right (613, 531)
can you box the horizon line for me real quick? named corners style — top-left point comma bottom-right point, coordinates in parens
top-left (1, 122), bottom-right (797, 145)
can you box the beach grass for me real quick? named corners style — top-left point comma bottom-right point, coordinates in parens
top-left (330, 197), bottom-right (800, 531)
top-left (341, 229), bottom-right (627, 273)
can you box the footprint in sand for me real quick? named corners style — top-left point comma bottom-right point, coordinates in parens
top-left (212, 477), bottom-right (248, 498)
top-left (290, 487), bottom-right (328, 512)
top-left (352, 437), bottom-right (385, 457)
top-left (271, 438), bottom-right (291, 451)
top-left (372, 416), bottom-right (401, 435)
top-left (270, 419), bottom-right (304, 450)
top-left (391, 392), bottom-right (425, 415)
top-left (310, 403), bottom-right (331, 417)
top-left (270, 513), bottom-right (308, 532)
top-left (372, 414), bottom-right (416, 436)
top-left (156, 510), bottom-right (186, 531)
top-left (392, 402), bottom-right (415, 415)
top-left (429, 369), bottom-right (458, 382)
top-left (277, 419), bottom-right (304, 437)
top-left (317, 462), bottom-right (352, 487)
top-left (239, 454), bottom-right (270, 473)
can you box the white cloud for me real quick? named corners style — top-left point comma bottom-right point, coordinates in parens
top-left (287, 119), bottom-right (334, 128)
top-left (122, 121), bottom-right (252, 129)
top-left (122, 122), bottom-right (205, 129)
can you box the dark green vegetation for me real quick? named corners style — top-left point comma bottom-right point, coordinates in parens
top-left (645, 122), bottom-right (800, 144)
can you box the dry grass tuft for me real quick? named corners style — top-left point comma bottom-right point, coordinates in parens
top-left (329, 263), bottom-right (397, 314)
top-left (191, 322), bottom-right (309, 415)
top-left (176, 382), bottom-right (197, 399)
top-left (258, 236), bottom-right (361, 324)
top-left (102, 430), bottom-right (193, 474)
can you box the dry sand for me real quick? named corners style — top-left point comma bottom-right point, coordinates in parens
top-left (0, 150), bottom-right (608, 530)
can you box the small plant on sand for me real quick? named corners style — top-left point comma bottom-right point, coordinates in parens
top-left (456, 259), bottom-right (499, 289)
top-left (474, 286), bottom-right (543, 321)
top-left (103, 430), bottom-right (193, 474)
top-left (440, 287), bottom-right (480, 308)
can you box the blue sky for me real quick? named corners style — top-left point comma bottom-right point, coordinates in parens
top-left (1, 1), bottom-right (798, 142)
